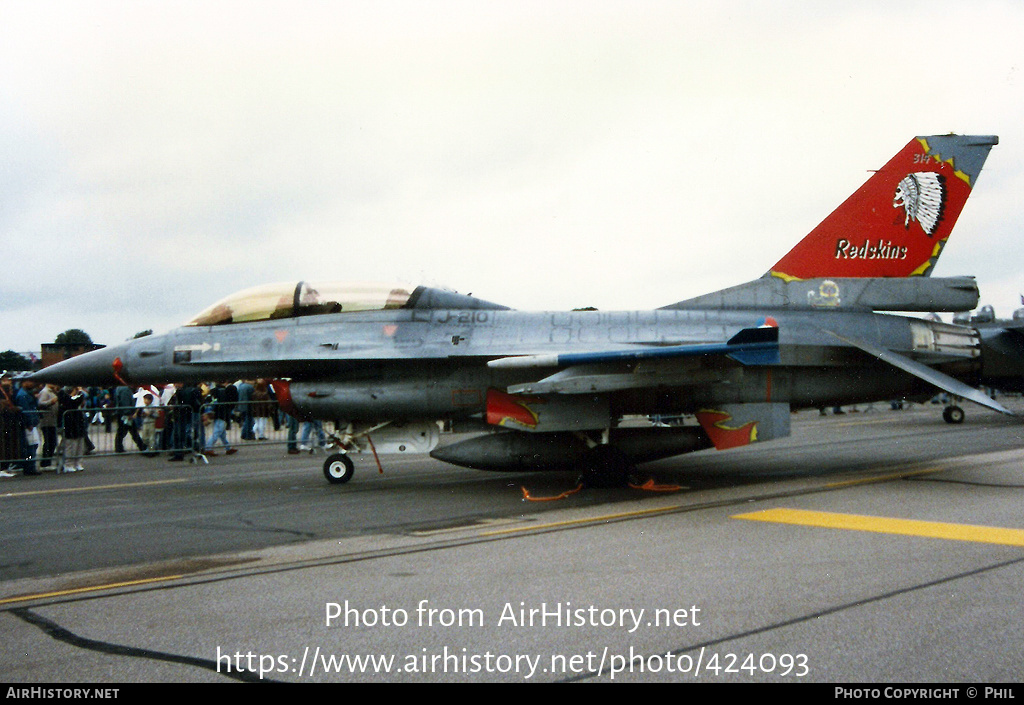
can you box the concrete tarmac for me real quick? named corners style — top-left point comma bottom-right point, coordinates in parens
top-left (2, 398), bottom-right (1024, 683)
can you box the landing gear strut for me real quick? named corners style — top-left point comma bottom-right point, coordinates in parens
top-left (574, 445), bottom-right (635, 488)
top-left (323, 453), bottom-right (355, 484)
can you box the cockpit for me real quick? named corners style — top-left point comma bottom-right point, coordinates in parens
top-left (184, 282), bottom-right (415, 327)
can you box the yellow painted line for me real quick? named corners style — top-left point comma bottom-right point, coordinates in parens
top-left (822, 467), bottom-right (941, 489)
top-left (0, 478), bottom-right (186, 498)
top-left (0, 575), bottom-right (185, 606)
top-left (829, 418), bottom-right (902, 428)
top-left (479, 504), bottom-right (683, 536)
top-left (411, 518), bottom-right (528, 536)
top-left (734, 508), bottom-right (1024, 547)
top-left (481, 468), bottom-right (940, 537)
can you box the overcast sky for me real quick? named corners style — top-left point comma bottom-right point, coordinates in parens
top-left (2, 0), bottom-right (1023, 353)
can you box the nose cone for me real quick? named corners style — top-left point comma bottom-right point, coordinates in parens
top-left (29, 342), bottom-right (131, 387)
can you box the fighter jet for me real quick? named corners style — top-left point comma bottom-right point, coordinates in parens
top-left (949, 301), bottom-right (1024, 415)
top-left (34, 134), bottom-right (1016, 486)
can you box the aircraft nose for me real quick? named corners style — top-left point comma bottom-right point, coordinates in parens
top-left (29, 342), bottom-right (131, 387)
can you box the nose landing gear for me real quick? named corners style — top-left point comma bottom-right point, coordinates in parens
top-left (323, 453), bottom-right (355, 484)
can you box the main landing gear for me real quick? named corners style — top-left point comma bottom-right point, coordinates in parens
top-left (323, 453), bottom-right (355, 484)
top-left (942, 405), bottom-right (965, 424)
top-left (574, 444), bottom-right (636, 488)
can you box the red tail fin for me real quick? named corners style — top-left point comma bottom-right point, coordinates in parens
top-left (768, 135), bottom-right (997, 281)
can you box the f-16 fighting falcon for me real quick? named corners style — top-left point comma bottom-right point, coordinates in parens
top-left (33, 134), bottom-right (1021, 486)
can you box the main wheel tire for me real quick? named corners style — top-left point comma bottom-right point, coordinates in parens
top-left (942, 406), bottom-right (965, 424)
top-left (323, 453), bottom-right (355, 484)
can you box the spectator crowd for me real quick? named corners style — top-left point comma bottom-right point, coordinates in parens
top-left (1, 374), bottom-right (324, 478)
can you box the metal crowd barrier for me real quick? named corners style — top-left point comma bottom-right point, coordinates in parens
top-left (49, 400), bottom-right (336, 472)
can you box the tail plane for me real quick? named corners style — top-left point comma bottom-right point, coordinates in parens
top-left (768, 135), bottom-right (998, 281)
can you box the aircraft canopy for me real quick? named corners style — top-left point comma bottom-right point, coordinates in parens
top-left (184, 282), bottom-right (414, 327)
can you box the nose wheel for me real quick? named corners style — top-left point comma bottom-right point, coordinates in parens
top-left (323, 453), bottom-right (355, 484)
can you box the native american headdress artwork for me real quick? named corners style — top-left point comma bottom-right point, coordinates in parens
top-left (894, 172), bottom-right (946, 237)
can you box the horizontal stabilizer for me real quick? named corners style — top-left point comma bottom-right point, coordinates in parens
top-left (825, 329), bottom-right (1013, 415)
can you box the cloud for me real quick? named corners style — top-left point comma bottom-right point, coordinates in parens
top-left (2, 1), bottom-right (1023, 351)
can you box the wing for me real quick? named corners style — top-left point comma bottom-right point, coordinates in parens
top-left (487, 325), bottom-right (779, 394)
top-left (481, 325), bottom-right (781, 437)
